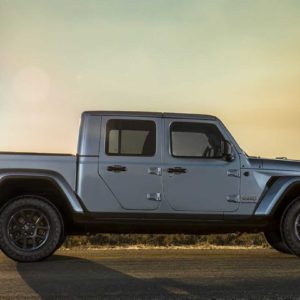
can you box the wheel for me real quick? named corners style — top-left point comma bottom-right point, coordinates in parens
top-left (281, 197), bottom-right (300, 257)
top-left (264, 229), bottom-right (292, 254)
top-left (57, 232), bottom-right (67, 249)
top-left (0, 196), bottom-right (63, 262)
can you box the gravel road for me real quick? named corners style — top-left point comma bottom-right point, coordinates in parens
top-left (0, 248), bottom-right (300, 299)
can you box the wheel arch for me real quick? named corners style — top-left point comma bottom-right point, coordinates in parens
top-left (255, 176), bottom-right (300, 220)
top-left (0, 169), bottom-right (85, 233)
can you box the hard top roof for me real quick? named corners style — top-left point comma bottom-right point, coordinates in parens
top-left (82, 111), bottom-right (217, 120)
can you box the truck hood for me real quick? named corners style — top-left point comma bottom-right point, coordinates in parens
top-left (248, 157), bottom-right (300, 172)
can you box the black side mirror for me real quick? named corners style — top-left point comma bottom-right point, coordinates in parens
top-left (223, 141), bottom-right (235, 162)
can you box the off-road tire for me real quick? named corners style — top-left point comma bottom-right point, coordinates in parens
top-left (57, 232), bottom-right (67, 249)
top-left (0, 196), bottom-right (63, 262)
top-left (281, 197), bottom-right (300, 257)
top-left (264, 229), bottom-right (292, 254)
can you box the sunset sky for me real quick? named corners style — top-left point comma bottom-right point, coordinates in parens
top-left (1, 0), bottom-right (300, 158)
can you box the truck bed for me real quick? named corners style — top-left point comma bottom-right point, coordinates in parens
top-left (0, 152), bottom-right (77, 189)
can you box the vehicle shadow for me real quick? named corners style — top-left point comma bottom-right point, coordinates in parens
top-left (16, 252), bottom-right (300, 299)
top-left (16, 254), bottom-right (173, 299)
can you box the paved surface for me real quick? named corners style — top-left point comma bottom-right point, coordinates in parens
top-left (0, 248), bottom-right (300, 299)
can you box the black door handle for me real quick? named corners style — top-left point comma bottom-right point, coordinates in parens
top-left (107, 165), bottom-right (127, 172)
top-left (167, 167), bottom-right (187, 174)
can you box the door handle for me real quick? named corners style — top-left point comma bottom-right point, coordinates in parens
top-left (107, 165), bottom-right (127, 172)
top-left (167, 167), bottom-right (187, 174)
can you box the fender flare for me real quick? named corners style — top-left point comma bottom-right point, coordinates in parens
top-left (0, 169), bottom-right (84, 213)
top-left (255, 176), bottom-right (300, 216)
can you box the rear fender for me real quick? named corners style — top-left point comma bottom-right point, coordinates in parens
top-left (0, 169), bottom-right (84, 213)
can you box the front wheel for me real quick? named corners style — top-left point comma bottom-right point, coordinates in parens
top-left (281, 197), bottom-right (300, 257)
top-left (264, 229), bottom-right (292, 254)
top-left (0, 196), bottom-right (63, 262)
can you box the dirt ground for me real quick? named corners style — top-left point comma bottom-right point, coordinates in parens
top-left (0, 248), bottom-right (300, 299)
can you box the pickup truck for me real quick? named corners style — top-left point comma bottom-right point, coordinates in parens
top-left (0, 111), bottom-right (300, 262)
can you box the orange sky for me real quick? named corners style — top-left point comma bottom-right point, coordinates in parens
top-left (1, 1), bottom-right (300, 158)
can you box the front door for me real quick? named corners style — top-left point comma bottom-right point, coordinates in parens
top-left (99, 116), bottom-right (162, 210)
top-left (162, 119), bottom-right (240, 212)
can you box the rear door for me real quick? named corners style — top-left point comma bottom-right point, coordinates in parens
top-left (98, 116), bottom-right (162, 210)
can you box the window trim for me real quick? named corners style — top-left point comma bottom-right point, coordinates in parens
top-left (169, 121), bottom-right (226, 159)
top-left (105, 119), bottom-right (157, 157)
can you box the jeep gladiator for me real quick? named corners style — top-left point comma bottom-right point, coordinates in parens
top-left (0, 111), bottom-right (300, 262)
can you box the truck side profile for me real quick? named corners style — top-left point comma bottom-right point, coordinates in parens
top-left (1, 111), bottom-right (300, 262)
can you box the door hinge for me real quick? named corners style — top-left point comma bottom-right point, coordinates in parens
top-left (147, 193), bottom-right (161, 201)
top-left (148, 167), bottom-right (162, 176)
top-left (226, 195), bottom-right (240, 203)
top-left (227, 169), bottom-right (240, 178)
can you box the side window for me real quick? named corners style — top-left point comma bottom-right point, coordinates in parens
top-left (106, 119), bottom-right (156, 156)
top-left (170, 122), bottom-right (225, 158)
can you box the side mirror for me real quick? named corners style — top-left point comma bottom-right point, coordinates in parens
top-left (223, 141), bottom-right (235, 162)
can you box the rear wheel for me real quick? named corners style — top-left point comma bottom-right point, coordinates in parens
top-left (281, 197), bottom-right (300, 257)
top-left (57, 232), bottom-right (67, 249)
top-left (264, 228), bottom-right (292, 254)
top-left (0, 196), bottom-right (63, 262)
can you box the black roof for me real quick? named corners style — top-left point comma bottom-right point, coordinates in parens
top-left (82, 111), bottom-right (217, 120)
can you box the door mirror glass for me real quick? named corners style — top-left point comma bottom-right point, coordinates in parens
top-left (223, 141), bottom-right (235, 162)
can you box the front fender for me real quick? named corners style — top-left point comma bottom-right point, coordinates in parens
top-left (255, 176), bottom-right (300, 216)
top-left (0, 169), bottom-right (84, 213)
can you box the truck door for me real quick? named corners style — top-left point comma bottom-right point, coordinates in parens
top-left (98, 116), bottom-right (162, 210)
top-left (162, 119), bottom-right (240, 212)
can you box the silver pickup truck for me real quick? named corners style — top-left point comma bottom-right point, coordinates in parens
top-left (0, 111), bottom-right (300, 262)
